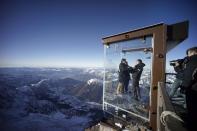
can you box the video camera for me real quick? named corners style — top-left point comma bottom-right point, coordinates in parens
top-left (169, 59), bottom-right (184, 66)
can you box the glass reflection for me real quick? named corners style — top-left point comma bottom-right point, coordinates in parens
top-left (104, 36), bottom-right (152, 120)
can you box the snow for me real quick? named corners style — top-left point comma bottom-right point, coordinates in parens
top-left (86, 102), bottom-right (102, 108)
top-left (83, 68), bottom-right (104, 78)
top-left (0, 87), bottom-right (96, 131)
top-left (31, 79), bottom-right (48, 87)
top-left (0, 67), bottom-right (105, 131)
top-left (87, 78), bottom-right (102, 85)
top-left (1, 112), bottom-right (90, 131)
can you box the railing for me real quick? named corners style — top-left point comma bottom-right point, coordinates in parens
top-left (165, 73), bottom-right (177, 84)
top-left (157, 82), bottom-right (187, 131)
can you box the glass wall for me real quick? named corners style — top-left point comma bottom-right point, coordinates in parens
top-left (103, 36), bottom-right (153, 121)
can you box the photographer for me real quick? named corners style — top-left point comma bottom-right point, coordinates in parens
top-left (169, 59), bottom-right (184, 98)
top-left (170, 47), bottom-right (197, 130)
top-left (182, 47), bottom-right (197, 89)
top-left (181, 47), bottom-right (197, 130)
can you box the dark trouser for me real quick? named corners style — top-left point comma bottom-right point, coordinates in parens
top-left (132, 79), bottom-right (140, 100)
top-left (186, 88), bottom-right (197, 131)
top-left (123, 80), bottom-right (129, 93)
top-left (170, 78), bottom-right (182, 97)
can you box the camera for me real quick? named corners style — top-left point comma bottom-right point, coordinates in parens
top-left (169, 59), bottom-right (184, 66)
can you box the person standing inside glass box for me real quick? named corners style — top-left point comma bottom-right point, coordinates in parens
top-left (118, 58), bottom-right (131, 93)
top-left (130, 59), bottom-right (145, 101)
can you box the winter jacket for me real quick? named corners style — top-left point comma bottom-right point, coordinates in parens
top-left (174, 64), bottom-right (184, 79)
top-left (182, 55), bottom-right (197, 87)
top-left (131, 63), bottom-right (145, 81)
top-left (173, 57), bottom-right (188, 79)
top-left (118, 62), bottom-right (130, 83)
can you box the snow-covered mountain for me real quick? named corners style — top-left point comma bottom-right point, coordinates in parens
top-left (0, 67), bottom-right (178, 131)
top-left (0, 68), bottom-right (104, 131)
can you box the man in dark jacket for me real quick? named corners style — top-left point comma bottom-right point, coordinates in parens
top-left (182, 47), bottom-right (197, 88)
top-left (131, 59), bottom-right (145, 100)
top-left (170, 60), bottom-right (184, 98)
top-left (181, 47), bottom-right (197, 130)
top-left (118, 58), bottom-right (131, 93)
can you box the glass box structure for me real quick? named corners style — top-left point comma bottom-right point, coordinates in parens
top-left (102, 21), bottom-right (189, 130)
top-left (103, 37), bottom-right (152, 121)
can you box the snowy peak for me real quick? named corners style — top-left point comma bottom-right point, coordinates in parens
top-left (87, 78), bottom-right (102, 85)
top-left (31, 79), bottom-right (48, 87)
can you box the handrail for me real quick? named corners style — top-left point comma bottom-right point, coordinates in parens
top-left (157, 82), bottom-right (187, 131)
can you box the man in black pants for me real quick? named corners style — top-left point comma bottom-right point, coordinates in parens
top-left (118, 58), bottom-right (131, 93)
top-left (130, 59), bottom-right (145, 101)
top-left (186, 68), bottom-right (197, 131)
top-left (169, 60), bottom-right (184, 98)
top-left (181, 47), bottom-right (197, 130)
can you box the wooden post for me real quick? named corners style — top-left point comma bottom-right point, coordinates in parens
top-left (150, 25), bottom-right (167, 130)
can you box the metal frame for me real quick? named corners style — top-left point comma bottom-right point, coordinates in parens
top-left (122, 47), bottom-right (152, 53)
top-left (104, 101), bottom-right (149, 121)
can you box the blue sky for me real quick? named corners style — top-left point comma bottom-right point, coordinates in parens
top-left (0, 0), bottom-right (196, 67)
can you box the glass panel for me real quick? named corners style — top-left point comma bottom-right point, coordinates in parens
top-left (103, 36), bottom-right (152, 121)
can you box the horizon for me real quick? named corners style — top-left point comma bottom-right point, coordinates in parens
top-left (0, 66), bottom-right (175, 72)
top-left (0, 66), bottom-right (103, 68)
top-left (1, 0), bottom-right (196, 67)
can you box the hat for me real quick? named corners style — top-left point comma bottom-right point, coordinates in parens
top-left (121, 58), bottom-right (126, 62)
top-left (137, 59), bottom-right (142, 63)
top-left (186, 46), bottom-right (197, 55)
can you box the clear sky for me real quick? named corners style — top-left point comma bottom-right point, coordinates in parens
top-left (0, 0), bottom-right (196, 67)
